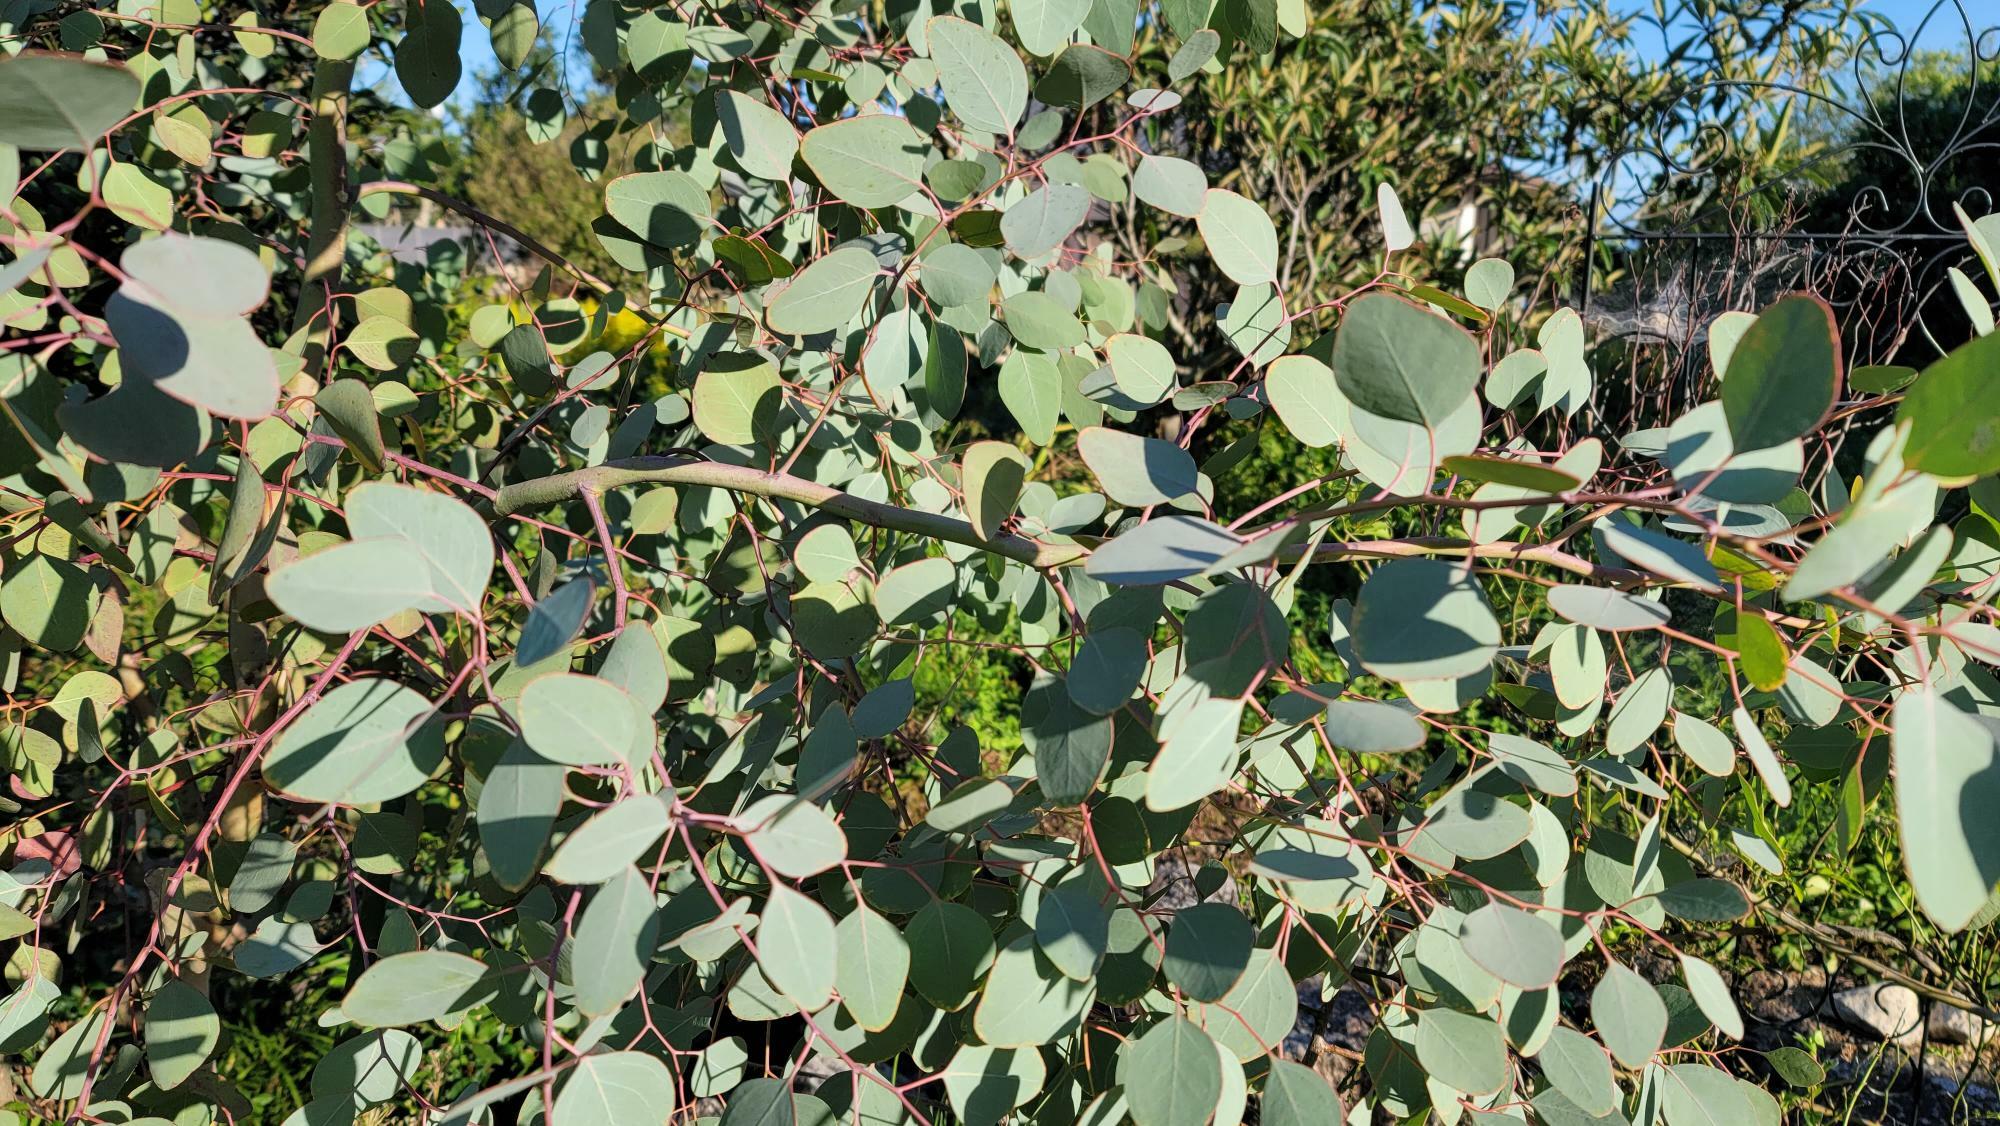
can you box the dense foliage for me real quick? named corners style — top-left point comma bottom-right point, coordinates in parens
top-left (3, 2), bottom-right (1999, 1125)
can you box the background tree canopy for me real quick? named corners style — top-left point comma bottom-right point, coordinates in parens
top-left (5, 1), bottom-right (2000, 1125)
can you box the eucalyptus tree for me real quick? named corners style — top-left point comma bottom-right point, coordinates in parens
top-left (1, 2), bottom-right (1997, 1125)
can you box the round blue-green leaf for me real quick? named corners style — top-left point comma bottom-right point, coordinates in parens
top-left (123, 233), bottom-right (268, 316)
top-left (395, 0), bottom-right (462, 109)
top-left (517, 673), bottom-right (643, 767)
top-left (1597, 520), bottom-right (1722, 591)
top-left (758, 884), bottom-right (838, 1010)
top-left (266, 538), bottom-right (433, 633)
top-left (265, 679), bottom-right (444, 804)
top-left (1076, 426), bottom-right (1198, 507)
top-left (927, 777), bottom-right (1016, 834)
top-left (346, 482), bottom-right (493, 616)
top-left (342, 951), bottom-right (493, 1028)
top-left (1001, 290), bottom-right (1085, 350)
top-left (1607, 667), bottom-right (1672, 756)
top-left (1460, 902), bottom-right (1564, 988)
top-left (963, 440), bottom-right (1031, 541)
top-left (1002, 182), bottom-right (1091, 259)
top-left (1664, 400), bottom-right (1803, 503)
top-left (0, 554), bottom-right (93, 651)
top-left (1591, 962), bottom-right (1666, 1068)
top-left (717, 1078), bottom-right (795, 1126)
top-left (1653, 878), bottom-right (1751, 922)
top-left (312, 2), bottom-right (370, 59)
top-left (1066, 628), bottom-right (1147, 716)
top-left (1320, 698), bottom-right (1425, 753)
top-left (800, 115), bottom-right (928, 208)
top-left (907, 900), bottom-right (994, 1010)
top-left (999, 349), bottom-right (1062, 444)
top-left (574, 866), bottom-right (660, 1017)
top-left (715, 90), bottom-right (797, 181)
top-left (1464, 257), bottom-right (1514, 311)
top-left (477, 739), bottom-right (563, 889)
top-left (1123, 1018), bottom-right (1222, 1126)
top-left (1026, 686), bottom-right (1114, 802)
top-left (1261, 1058), bottom-right (1344, 1124)
top-left (1549, 622), bottom-right (1606, 709)
top-left (1537, 1026), bottom-right (1618, 1116)
top-left (1487, 731), bottom-right (1576, 797)
top-left (1085, 515), bottom-right (1243, 586)
top-left (784, 580), bottom-right (872, 660)
top-left (310, 1028), bottom-right (420, 1109)
top-left (1351, 559), bottom-right (1500, 681)
top-left (545, 795), bottom-right (673, 884)
top-left (1332, 292), bottom-right (1482, 428)
top-left (1035, 881), bottom-right (1110, 981)
top-left (1671, 712), bottom-right (1736, 776)
top-left (768, 245), bottom-right (878, 335)
top-left (596, 625), bottom-right (669, 713)
top-left (1221, 282), bottom-right (1291, 366)
top-left (943, 1044), bottom-right (1046, 1126)
top-left (1892, 687), bottom-right (2000, 931)
top-left (1901, 331), bottom-right (2000, 477)
top-left (1660, 1063), bottom-right (1749, 1126)
top-left (1264, 354), bottom-right (1341, 448)
top-left (691, 1037), bottom-right (749, 1098)
top-left (1163, 902), bottom-right (1253, 1002)
top-left (0, 53), bottom-right (140, 151)
top-left (739, 793), bottom-right (847, 879)
top-left (1548, 584), bottom-right (1671, 632)
top-left (876, 556), bottom-right (958, 628)
top-left (1722, 295), bottom-right (1838, 453)
top-left (343, 316), bottom-right (416, 376)
top-left (1107, 332), bottom-right (1177, 403)
top-left (1036, 43), bottom-right (1129, 109)
top-left (1012, 0), bottom-right (1091, 55)
top-left (1197, 189), bottom-right (1278, 285)
top-left (1133, 154), bottom-right (1206, 217)
top-left (1414, 1008), bottom-right (1508, 1096)
top-left (517, 577), bottom-right (594, 666)
top-left (927, 16), bottom-right (1027, 134)
top-left (1420, 783), bottom-right (1532, 859)
top-left (1679, 952), bottom-right (1743, 1040)
top-left (835, 904), bottom-right (909, 1032)
top-left (693, 351), bottom-right (783, 445)
top-left (919, 243), bottom-right (995, 308)
top-left (605, 170), bottom-right (711, 250)
top-left (105, 238), bottom-right (278, 415)
top-left (555, 1051), bottom-right (675, 1125)
top-left (973, 930), bottom-right (1095, 1047)
top-left (145, 979), bottom-right (218, 1090)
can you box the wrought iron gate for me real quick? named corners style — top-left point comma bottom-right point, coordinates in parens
top-left (1578, 0), bottom-right (2000, 397)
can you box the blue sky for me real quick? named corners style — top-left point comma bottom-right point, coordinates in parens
top-left (394, 0), bottom-right (1983, 117)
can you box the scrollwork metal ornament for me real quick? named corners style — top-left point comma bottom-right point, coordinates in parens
top-left (1584, 0), bottom-right (2000, 362)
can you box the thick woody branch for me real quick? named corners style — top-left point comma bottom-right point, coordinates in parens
top-left (291, 60), bottom-right (355, 337)
top-left (492, 459), bottom-right (1649, 584)
top-left (491, 457), bottom-right (1086, 569)
top-left (1300, 537), bottom-right (1648, 584)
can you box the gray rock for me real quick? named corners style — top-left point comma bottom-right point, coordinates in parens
top-left (1145, 853), bottom-right (1236, 913)
top-left (1928, 1004), bottom-right (1998, 1046)
top-left (1830, 983), bottom-right (1923, 1049)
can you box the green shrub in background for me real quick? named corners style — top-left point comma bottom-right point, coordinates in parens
top-left (1, 2), bottom-right (1997, 1125)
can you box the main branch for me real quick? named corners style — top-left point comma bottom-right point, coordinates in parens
top-left (492, 458), bottom-right (1646, 584)
top-left (491, 457), bottom-right (1085, 569)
